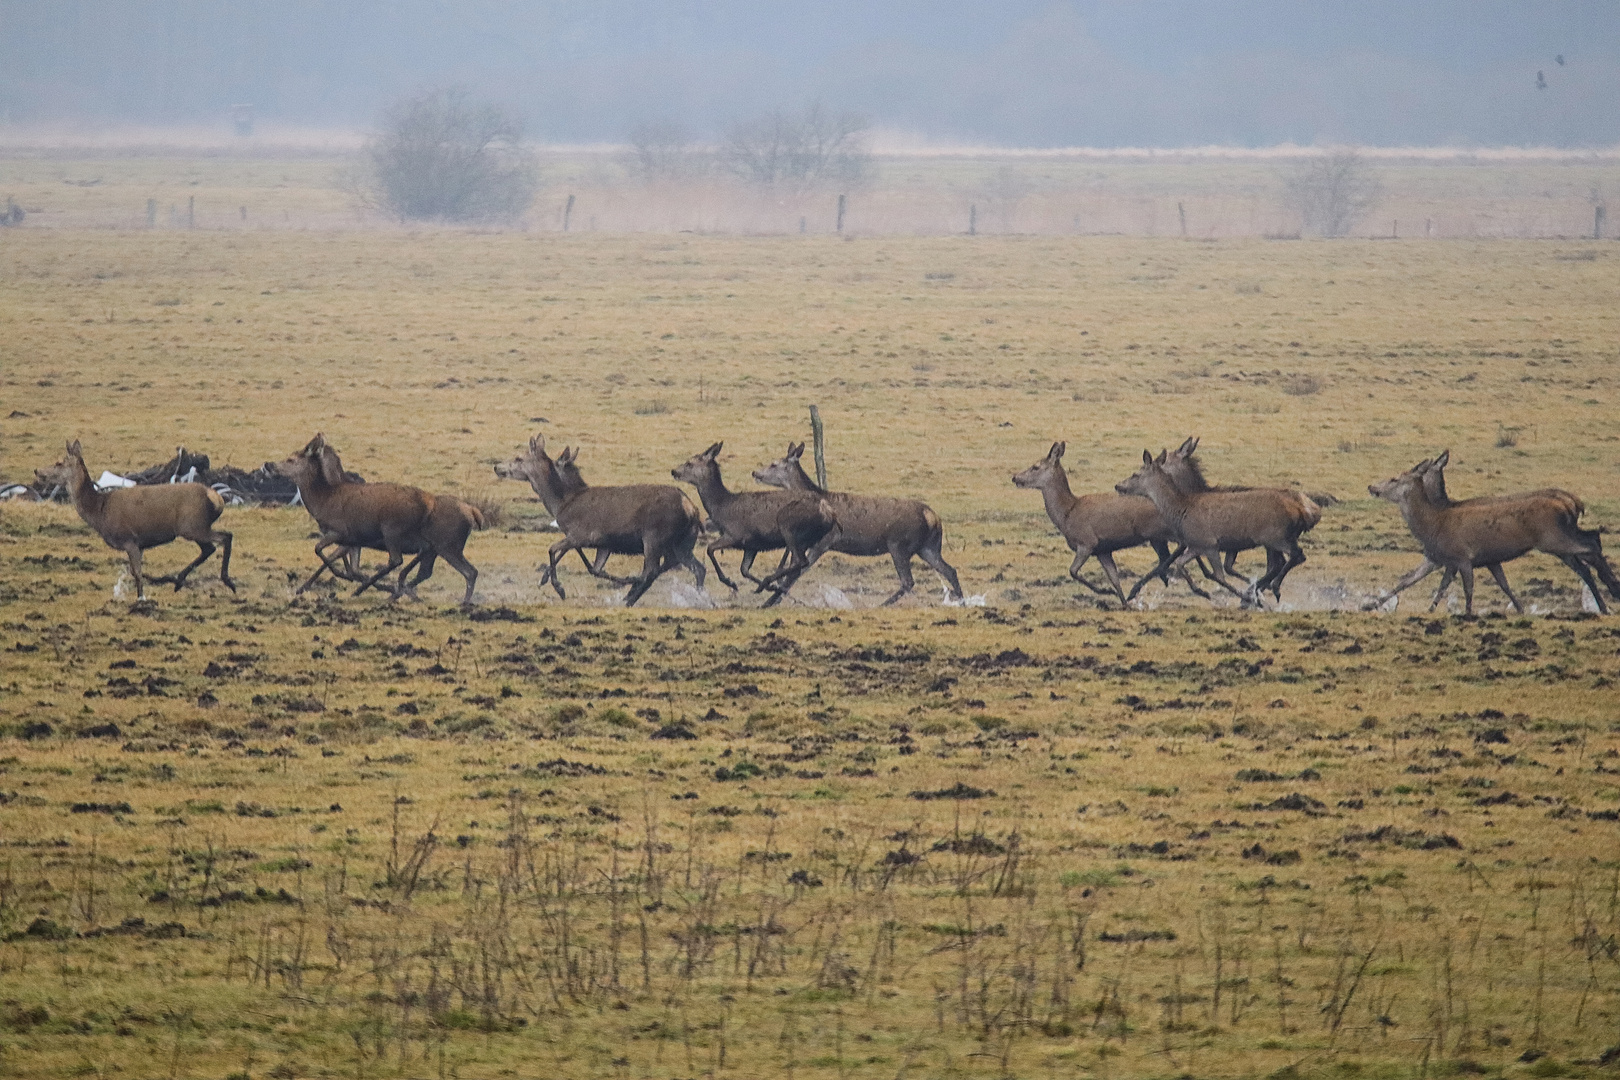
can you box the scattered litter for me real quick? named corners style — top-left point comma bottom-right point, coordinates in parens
top-left (0, 483), bottom-right (36, 500)
top-left (942, 588), bottom-right (987, 608)
top-left (112, 571), bottom-right (131, 601)
top-left (96, 471), bottom-right (136, 489)
top-left (171, 465), bottom-right (198, 484)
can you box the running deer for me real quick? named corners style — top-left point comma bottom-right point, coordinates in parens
top-left (671, 442), bottom-right (839, 606)
top-left (274, 434), bottom-right (436, 601)
top-left (1135, 436), bottom-right (1324, 600)
top-left (36, 440), bottom-right (235, 600)
top-left (301, 440), bottom-right (484, 606)
top-left (1365, 456), bottom-right (1616, 615)
top-left (1011, 441), bottom-right (1189, 607)
top-left (1404, 451), bottom-right (1619, 609)
top-left (1116, 450), bottom-right (1319, 607)
top-left (494, 434), bottom-right (704, 606)
top-left (752, 442), bottom-right (962, 605)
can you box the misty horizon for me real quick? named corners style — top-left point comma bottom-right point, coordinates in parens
top-left (2, 1), bottom-right (1618, 151)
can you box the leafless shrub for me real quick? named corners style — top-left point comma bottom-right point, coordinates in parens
top-left (625, 119), bottom-right (706, 183)
top-left (722, 102), bottom-right (872, 191)
top-left (362, 88), bottom-right (538, 224)
top-left (1495, 424), bottom-right (1521, 448)
top-left (1281, 373), bottom-right (1322, 396)
top-left (457, 488), bottom-right (505, 530)
top-left (1282, 149), bottom-right (1382, 237)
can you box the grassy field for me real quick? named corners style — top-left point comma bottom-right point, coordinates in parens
top-left (1, 222), bottom-right (1619, 1079)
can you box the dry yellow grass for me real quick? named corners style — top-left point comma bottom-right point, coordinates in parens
top-left (0, 217), bottom-right (1618, 1080)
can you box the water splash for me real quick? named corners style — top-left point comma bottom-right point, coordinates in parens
top-left (112, 571), bottom-right (131, 600)
top-left (668, 581), bottom-right (716, 609)
top-left (942, 588), bottom-right (987, 607)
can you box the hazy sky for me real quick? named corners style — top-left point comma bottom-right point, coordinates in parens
top-left (2, 1), bottom-right (1616, 147)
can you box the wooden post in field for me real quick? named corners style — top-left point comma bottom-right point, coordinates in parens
top-left (969, 204), bottom-right (976, 236)
top-left (808, 405), bottom-right (827, 489)
top-left (146, 199), bottom-right (157, 227)
top-left (1596, 205), bottom-right (1606, 240)
top-left (1392, 220), bottom-right (1397, 239)
top-left (563, 194), bottom-right (575, 232)
top-left (239, 205), bottom-right (247, 222)
top-left (799, 217), bottom-right (806, 234)
top-left (187, 196), bottom-right (195, 229)
top-left (836, 193), bottom-right (846, 233)
top-left (1178, 202), bottom-right (1187, 236)
top-left (1425, 217), bottom-right (1433, 238)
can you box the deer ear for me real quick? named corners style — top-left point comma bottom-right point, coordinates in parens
top-left (558, 447), bottom-right (577, 465)
top-left (1142, 449), bottom-right (1154, 464)
top-left (705, 441), bottom-right (723, 459)
top-left (1187, 436), bottom-right (1200, 454)
top-left (67, 439), bottom-right (82, 456)
top-left (1155, 449), bottom-right (1168, 464)
top-left (1176, 436), bottom-right (1195, 455)
top-left (786, 443), bottom-right (803, 461)
top-left (1434, 450), bottom-right (1450, 468)
top-left (1048, 441), bottom-right (1065, 461)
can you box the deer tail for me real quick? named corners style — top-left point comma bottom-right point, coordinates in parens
top-left (461, 500), bottom-right (487, 531)
top-left (204, 485), bottom-right (227, 518)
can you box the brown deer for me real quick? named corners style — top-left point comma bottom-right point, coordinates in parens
top-left (274, 434), bottom-right (436, 601)
top-left (671, 442), bottom-right (840, 606)
top-left (1408, 451), bottom-right (1619, 610)
top-left (1133, 436), bottom-right (1323, 600)
top-left (1116, 450), bottom-right (1318, 607)
top-left (35, 440), bottom-right (235, 600)
top-left (1366, 456), bottom-right (1615, 614)
top-left (1011, 441), bottom-right (1192, 606)
top-left (494, 434), bottom-right (704, 606)
top-left (299, 440), bottom-right (484, 606)
top-left (753, 443), bottom-right (962, 606)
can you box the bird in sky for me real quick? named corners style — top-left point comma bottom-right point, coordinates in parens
top-left (1536, 70), bottom-right (1548, 90)
top-left (1555, 54), bottom-right (1565, 66)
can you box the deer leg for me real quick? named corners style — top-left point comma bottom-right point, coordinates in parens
top-left (917, 529), bottom-right (962, 601)
top-left (1094, 551), bottom-right (1129, 607)
top-left (1364, 558), bottom-right (1441, 611)
top-left (214, 530), bottom-right (236, 592)
top-left (621, 538), bottom-right (669, 607)
top-left (1197, 552), bottom-right (1256, 606)
top-left (544, 539), bottom-right (574, 599)
top-left (705, 541), bottom-right (741, 592)
top-left (1067, 548), bottom-right (1114, 597)
top-left (1428, 568), bottom-right (1457, 611)
top-left (1126, 544), bottom-right (1169, 601)
top-left (161, 539), bottom-right (217, 591)
top-left (1267, 544), bottom-right (1306, 601)
top-left (880, 546), bottom-right (917, 606)
top-left (435, 549), bottom-right (478, 607)
top-left (1482, 563), bottom-right (1525, 614)
top-left (1460, 564), bottom-right (1477, 615)
top-left (296, 538), bottom-right (350, 595)
top-left (1557, 554), bottom-right (1608, 614)
top-left (1576, 544), bottom-right (1620, 601)
top-left (123, 543), bottom-right (147, 601)
top-left (353, 543), bottom-right (406, 598)
top-left (584, 548), bottom-right (642, 587)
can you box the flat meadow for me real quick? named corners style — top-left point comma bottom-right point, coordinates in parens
top-left (1, 174), bottom-right (1619, 1079)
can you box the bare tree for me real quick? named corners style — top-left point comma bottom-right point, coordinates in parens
top-left (625, 119), bottom-right (705, 183)
top-left (1281, 149), bottom-right (1382, 237)
top-left (363, 88), bottom-right (538, 223)
top-left (722, 103), bottom-right (871, 191)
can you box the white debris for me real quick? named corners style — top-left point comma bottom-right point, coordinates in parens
top-left (96, 471), bottom-right (136, 489)
top-left (112, 571), bottom-right (131, 600)
top-left (943, 588), bottom-right (987, 607)
top-left (811, 585), bottom-right (854, 609)
top-left (0, 484), bottom-right (35, 500)
top-left (171, 466), bottom-right (198, 484)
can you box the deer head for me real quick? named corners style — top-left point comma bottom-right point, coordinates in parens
top-left (1012, 441), bottom-right (1065, 488)
top-left (1115, 449), bottom-right (1168, 497)
top-left (671, 442), bottom-right (723, 486)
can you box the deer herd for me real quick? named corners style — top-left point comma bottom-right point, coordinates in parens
top-left (33, 432), bottom-right (1620, 617)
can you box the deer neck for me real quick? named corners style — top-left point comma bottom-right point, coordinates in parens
top-left (1392, 483), bottom-right (1445, 541)
top-left (1134, 470), bottom-right (1189, 521)
top-left (687, 464), bottom-right (735, 517)
top-left (67, 459), bottom-right (108, 526)
top-left (524, 462), bottom-right (571, 517)
top-left (1039, 467), bottom-right (1078, 525)
top-left (292, 460), bottom-right (340, 515)
top-left (787, 461), bottom-right (825, 494)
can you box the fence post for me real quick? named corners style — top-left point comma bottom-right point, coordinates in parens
top-left (1178, 202), bottom-right (1187, 236)
top-left (563, 194), bottom-right (575, 232)
top-left (969, 204), bottom-right (976, 236)
top-left (808, 405), bottom-right (827, 489)
top-left (836, 193), bottom-right (846, 233)
top-left (187, 196), bottom-right (195, 229)
top-left (1596, 205), bottom-right (1606, 240)
top-left (146, 199), bottom-right (157, 227)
